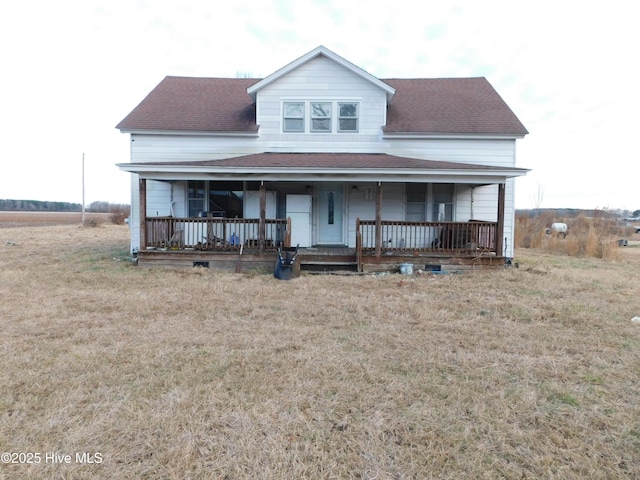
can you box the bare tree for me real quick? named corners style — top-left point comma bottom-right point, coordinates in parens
top-left (530, 182), bottom-right (545, 209)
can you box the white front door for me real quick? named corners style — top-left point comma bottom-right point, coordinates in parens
top-left (318, 183), bottom-right (344, 244)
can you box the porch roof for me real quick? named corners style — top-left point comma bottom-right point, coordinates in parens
top-left (118, 152), bottom-right (529, 183)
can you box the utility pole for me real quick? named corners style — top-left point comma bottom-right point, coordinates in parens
top-left (82, 153), bottom-right (86, 225)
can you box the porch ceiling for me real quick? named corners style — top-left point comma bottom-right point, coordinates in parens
top-left (117, 152), bottom-right (529, 184)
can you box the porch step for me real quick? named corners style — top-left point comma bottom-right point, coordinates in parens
top-left (301, 259), bottom-right (357, 266)
top-left (301, 262), bottom-right (358, 273)
top-left (299, 252), bottom-right (358, 272)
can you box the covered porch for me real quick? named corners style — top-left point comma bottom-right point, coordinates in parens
top-left (135, 181), bottom-right (505, 272)
top-left (120, 152), bottom-right (526, 272)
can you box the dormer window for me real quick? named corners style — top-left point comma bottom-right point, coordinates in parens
top-left (338, 103), bottom-right (358, 132)
top-left (282, 101), bottom-right (359, 133)
top-left (311, 102), bottom-right (332, 132)
top-left (283, 102), bottom-right (304, 132)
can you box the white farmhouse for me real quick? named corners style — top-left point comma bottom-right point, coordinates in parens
top-left (116, 46), bottom-right (529, 271)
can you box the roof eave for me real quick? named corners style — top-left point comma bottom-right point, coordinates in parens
top-left (117, 128), bottom-right (260, 137)
top-left (382, 132), bottom-right (528, 140)
top-left (117, 163), bottom-right (529, 180)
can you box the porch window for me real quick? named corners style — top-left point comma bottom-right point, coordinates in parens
top-left (188, 181), bottom-right (243, 218)
top-left (327, 191), bottom-right (335, 224)
top-left (338, 102), bottom-right (358, 132)
top-left (188, 181), bottom-right (206, 217)
top-left (283, 102), bottom-right (304, 132)
top-left (406, 184), bottom-right (427, 221)
top-left (209, 181), bottom-right (243, 218)
top-left (311, 102), bottom-right (331, 132)
top-left (433, 184), bottom-right (454, 221)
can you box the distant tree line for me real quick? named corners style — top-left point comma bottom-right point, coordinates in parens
top-left (0, 199), bottom-right (82, 211)
top-left (517, 208), bottom-right (640, 219)
top-left (0, 199), bottom-right (131, 214)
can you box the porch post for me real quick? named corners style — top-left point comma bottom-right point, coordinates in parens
top-left (375, 182), bottom-right (382, 257)
top-left (496, 183), bottom-right (505, 256)
top-left (259, 181), bottom-right (266, 254)
top-left (139, 177), bottom-right (147, 250)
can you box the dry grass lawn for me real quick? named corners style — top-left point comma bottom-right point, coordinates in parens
top-left (0, 211), bottom-right (110, 228)
top-left (1, 223), bottom-right (640, 479)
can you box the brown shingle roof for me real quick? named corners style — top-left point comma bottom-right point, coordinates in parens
top-left (116, 76), bottom-right (527, 136)
top-left (116, 77), bottom-right (259, 132)
top-left (384, 78), bottom-right (528, 135)
top-left (131, 152), bottom-right (527, 173)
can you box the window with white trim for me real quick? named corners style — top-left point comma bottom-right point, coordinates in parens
top-left (338, 102), bottom-right (358, 132)
top-left (405, 183), bottom-right (454, 221)
top-left (281, 101), bottom-right (359, 133)
top-left (432, 184), bottom-right (454, 221)
top-left (283, 102), bottom-right (304, 132)
top-left (406, 184), bottom-right (427, 221)
top-left (311, 102), bottom-right (331, 132)
top-left (187, 181), bottom-right (206, 217)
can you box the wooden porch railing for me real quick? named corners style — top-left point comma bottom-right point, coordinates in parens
top-left (145, 217), bottom-right (290, 251)
top-left (356, 219), bottom-right (498, 255)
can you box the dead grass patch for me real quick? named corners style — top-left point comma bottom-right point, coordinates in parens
top-left (516, 213), bottom-right (627, 260)
top-left (0, 211), bottom-right (110, 228)
top-left (1, 225), bottom-right (640, 478)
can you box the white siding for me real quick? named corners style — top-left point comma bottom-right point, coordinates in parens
top-left (455, 184), bottom-right (500, 222)
top-left (256, 55), bottom-right (387, 146)
top-left (128, 134), bottom-right (517, 169)
top-left (128, 179), bottom-right (187, 252)
top-left (146, 180), bottom-right (172, 217)
top-left (384, 138), bottom-right (518, 167)
top-left (173, 182), bottom-right (187, 217)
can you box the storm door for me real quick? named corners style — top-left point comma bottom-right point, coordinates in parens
top-left (317, 182), bottom-right (344, 244)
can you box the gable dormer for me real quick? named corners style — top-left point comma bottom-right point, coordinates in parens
top-left (248, 46), bottom-right (396, 137)
top-left (247, 46), bottom-right (395, 101)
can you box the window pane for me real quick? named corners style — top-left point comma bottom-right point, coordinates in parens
top-left (312, 102), bottom-right (331, 117)
top-left (406, 204), bottom-right (425, 222)
top-left (188, 180), bottom-right (205, 198)
top-left (406, 184), bottom-right (426, 203)
top-left (432, 203), bottom-right (453, 221)
top-left (328, 192), bottom-right (334, 225)
top-left (339, 118), bottom-right (357, 131)
top-left (284, 103), bottom-right (303, 117)
top-left (284, 118), bottom-right (304, 132)
top-left (432, 184), bottom-right (453, 221)
top-left (433, 184), bottom-right (453, 203)
top-left (187, 180), bottom-right (206, 217)
top-left (339, 103), bottom-right (357, 117)
top-left (312, 118), bottom-right (331, 131)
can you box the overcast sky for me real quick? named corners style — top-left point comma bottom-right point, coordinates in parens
top-left (1, 0), bottom-right (638, 211)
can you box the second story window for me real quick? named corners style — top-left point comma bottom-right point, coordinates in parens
top-left (283, 102), bottom-right (304, 132)
top-left (338, 103), bottom-right (358, 132)
top-left (311, 102), bottom-right (331, 132)
top-left (282, 101), bottom-right (359, 133)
